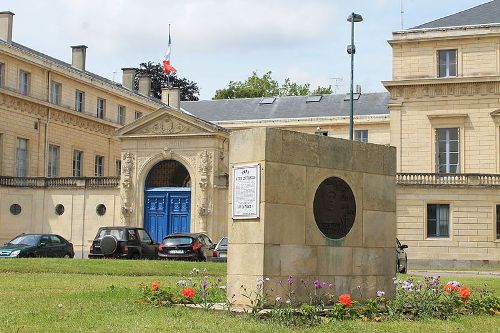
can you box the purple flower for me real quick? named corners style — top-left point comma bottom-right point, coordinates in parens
top-left (376, 290), bottom-right (385, 297)
top-left (287, 275), bottom-right (293, 286)
top-left (202, 280), bottom-right (208, 289)
top-left (314, 279), bottom-right (322, 289)
top-left (328, 283), bottom-right (334, 289)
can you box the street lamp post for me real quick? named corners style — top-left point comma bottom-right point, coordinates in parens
top-left (347, 12), bottom-right (363, 141)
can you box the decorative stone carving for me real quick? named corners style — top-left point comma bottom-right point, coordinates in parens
top-left (162, 147), bottom-right (173, 159)
top-left (120, 152), bottom-right (135, 224)
top-left (198, 150), bottom-right (212, 231)
top-left (134, 116), bottom-right (200, 135)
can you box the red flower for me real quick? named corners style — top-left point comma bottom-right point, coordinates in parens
top-left (459, 287), bottom-right (471, 301)
top-left (338, 294), bottom-right (352, 307)
top-left (151, 281), bottom-right (160, 292)
top-left (444, 283), bottom-right (458, 293)
top-left (181, 287), bottom-right (196, 299)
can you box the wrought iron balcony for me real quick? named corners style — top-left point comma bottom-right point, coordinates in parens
top-left (0, 176), bottom-right (120, 188)
top-left (396, 173), bottom-right (500, 186)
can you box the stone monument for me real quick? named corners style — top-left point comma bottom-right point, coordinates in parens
top-left (227, 127), bottom-right (396, 305)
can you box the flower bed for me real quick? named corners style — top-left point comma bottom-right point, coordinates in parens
top-left (140, 271), bottom-right (500, 327)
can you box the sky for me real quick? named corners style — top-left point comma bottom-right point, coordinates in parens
top-left (3, 0), bottom-right (489, 100)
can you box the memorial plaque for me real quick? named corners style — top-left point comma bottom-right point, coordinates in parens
top-left (232, 164), bottom-right (260, 219)
top-left (313, 177), bottom-right (356, 239)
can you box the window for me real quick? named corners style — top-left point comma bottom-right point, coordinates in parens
top-left (73, 150), bottom-right (83, 177)
top-left (97, 98), bottom-right (106, 119)
top-left (75, 90), bottom-right (85, 112)
top-left (117, 105), bottom-right (126, 125)
top-left (137, 229), bottom-right (152, 243)
top-left (48, 144), bottom-right (60, 177)
top-left (0, 62), bottom-right (4, 87)
top-left (497, 205), bottom-right (500, 240)
top-left (19, 70), bottom-right (30, 95)
top-left (16, 138), bottom-right (28, 177)
top-left (115, 159), bottom-right (121, 176)
top-left (438, 49), bottom-right (457, 78)
top-left (427, 204), bottom-right (450, 238)
top-left (355, 130), bottom-right (368, 143)
top-left (50, 81), bottom-right (61, 105)
top-left (436, 128), bottom-right (459, 173)
top-left (134, 111), bottom-right (143, 120)
top-left (95, 155), bottom-right (104, 177)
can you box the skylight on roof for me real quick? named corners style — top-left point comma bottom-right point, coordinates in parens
top-left (259, 97), bottom-right (276, 105)
top-left (306, 95), bottom-right (322, 103)
top-left (344, 93), bottom-right (361, 101)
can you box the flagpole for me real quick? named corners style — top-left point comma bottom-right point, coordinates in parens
top-left (168, 24), bottom-right (171, 88)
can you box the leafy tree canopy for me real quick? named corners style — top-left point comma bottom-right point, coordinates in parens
top-left (213, 71), bottom-right (333, 99)
top-left (134, 62), bottom-right (200, 101)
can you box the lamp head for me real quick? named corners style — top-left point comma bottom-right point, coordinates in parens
top-left (347, 13), bottom-right (363, 23)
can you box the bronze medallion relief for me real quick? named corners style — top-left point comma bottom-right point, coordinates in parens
top-left (313, 177), bottom-right (356, 239)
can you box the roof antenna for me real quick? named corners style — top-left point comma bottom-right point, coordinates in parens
top-left (400, 0), bottom-right (404, 30)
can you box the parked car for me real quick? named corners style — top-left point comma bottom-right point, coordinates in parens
top-left (396, 238), bottom-right (408, 274)
top-left (88, 227), bottom-right (157, 259)
top-left (158, 233), bottom-right (214, 261)
top-left (0, 233), bottom-right (74, 258)
top-left (208, 236), bottom-right (228, 262)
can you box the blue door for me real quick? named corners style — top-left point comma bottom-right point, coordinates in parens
top-left (144, 187), bottom-right (191, 242)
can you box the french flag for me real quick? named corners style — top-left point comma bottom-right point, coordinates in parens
top-left (163, 25), bottom-right (177, 74)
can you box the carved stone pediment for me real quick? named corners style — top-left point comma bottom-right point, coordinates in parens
top-left (132, 115), bottom-right (203, 135)
top-left (117, 107), bottom-right (228, 137)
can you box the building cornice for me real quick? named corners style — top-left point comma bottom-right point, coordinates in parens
top-left (389, 24), bottom-right (500, 44)
top-left (383, 77), bottom-right (500, 100)
top-left (0, 89), bottom-right (118, 136)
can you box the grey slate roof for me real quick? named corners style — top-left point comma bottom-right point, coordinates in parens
top-left (181, 93), bottom-right (389, 122)
top-left (411, 0), bottom-right (500, 29)
top-left (0, 39), bottom-right (165, 106)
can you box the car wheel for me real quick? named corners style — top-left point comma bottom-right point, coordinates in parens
top-left (100, 235), bottom-right (118, 255)
top-left (131, 253), bottom-right (140, 260)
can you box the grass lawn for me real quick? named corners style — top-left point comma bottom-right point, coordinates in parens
top-left (0, 259), bottom-right (498, 333)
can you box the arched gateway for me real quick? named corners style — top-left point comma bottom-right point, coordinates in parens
top-left (116, 105), bottom-right (229, 245)
top-left (144, 160), bottom-right (191, 242)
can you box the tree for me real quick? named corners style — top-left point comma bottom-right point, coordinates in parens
top-left (213, 71), bottom-right (332, 99)
top-left (134, 62), bottom-right (200, 101)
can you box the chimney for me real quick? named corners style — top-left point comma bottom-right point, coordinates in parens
top-left (162, 87), bottom-right (181, 110)
top-left (121, 68), bottom-right (136, 90)
top-left (137, 74), bottom-right (151, 96)
top-left (71, 45), bottom-right (87, 71)
top-left (0, 11), bottom-right (14, 42)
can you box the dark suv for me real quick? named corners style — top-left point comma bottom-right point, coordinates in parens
top-left (88, 227), bottom-right (157, 259)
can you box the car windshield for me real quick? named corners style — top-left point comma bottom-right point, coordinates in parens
top-left (97, 229), bottom-right (126, 240)
top-left (219, 237), bottom-right (228, 247)
top-left (163, 237), bottom-right (194, 246)
top-left (8, 235), bottom-right (41, 246)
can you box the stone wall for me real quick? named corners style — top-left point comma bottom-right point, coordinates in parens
top-left (397, 185), bottom-right (500, 267)
top-left (0, 185), bottom-right (121, 257)
top-left (227, 128), bottom-right (397, 305)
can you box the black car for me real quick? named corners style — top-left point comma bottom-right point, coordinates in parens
top-left (88, 227), bottom-right (157, 259)
top-left (158, 233), bottom-right (214, 261)
top-left (0, 233), bottom-right (74, 258)
top-left (208, 236), bottom-right (228, 262)
top-left (397, 238), bottom-right (408, 274)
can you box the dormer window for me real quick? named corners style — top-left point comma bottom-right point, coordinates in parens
top-left (438, 49), bottom-right (457, 78)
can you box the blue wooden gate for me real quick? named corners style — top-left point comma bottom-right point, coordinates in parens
top-left (144, 187), bottom-right (191, 242)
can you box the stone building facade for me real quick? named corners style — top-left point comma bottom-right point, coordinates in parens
top-left (384, 1), bottom-right (500, 267)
